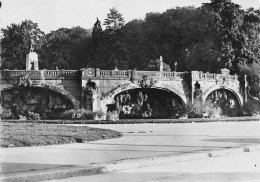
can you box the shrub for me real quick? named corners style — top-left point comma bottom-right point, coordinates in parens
top-left (0, 106), bottom-right (12, 119)
top-left (243, 102), bottom-right (259, 116)
top-left (61, 109), bottom-right (98, 120)
top-left (184, 99), bottom-right (220, 118)
top-left (27, 111), bottom-right (41, 120)
top-left (61, 109), bottom-right (75, 119)
top-left (106, 111), bottom-right (119, 121)
top-left (93, 111), bottom-right (105, 120)
top-left (81, 109), bottom-right (94, 120)
top-left (94, 111), bottom-right (104, 118)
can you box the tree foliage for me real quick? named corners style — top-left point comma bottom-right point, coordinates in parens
top-left (40, 27), bottom-right (92, 69)
top-left (1, 20), bottom-right (46, 69)
top-left (203, 0), bottom-right (260, 73)
top-left (1, 2), bottom-right (260, 76)
top-left (104, 7), bottom-right (125, 30)
top-left (96, 8), bottom-right (129, 69)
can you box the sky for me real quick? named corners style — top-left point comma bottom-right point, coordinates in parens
top-left (0, 0), bottom-right (260, 33)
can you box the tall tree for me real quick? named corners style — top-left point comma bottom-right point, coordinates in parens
top-left (124, 19), bottom-right (146, 69)
top-left (203, 0), bottom-right (260, 73)
top-left (1, 20), bottom-right (46, 69)
top-left (90, 18), bottom-right (104, 68)
top-left (104, 7), bottom-right (125, 30)
top-left (103, 8), bottom-right (129, 70)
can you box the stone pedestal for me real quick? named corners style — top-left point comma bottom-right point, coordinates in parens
top-left (26, 52), bottom-right (39, 70)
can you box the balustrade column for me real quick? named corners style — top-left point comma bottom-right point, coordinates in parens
top-left (131, 70), bottom-right (136, 81)
top-left (40, 70), bottom-right (45, 79)
top-left (128, 70), bottom-right (131, 78)
top-left (95, 68), bottom-right (100, 77)
top-left (43, 69), bottom-right (47, 78)
top-left (61, 69), bottom-right (65, 76)
top-left (111, 70), bottom-right (116, 77)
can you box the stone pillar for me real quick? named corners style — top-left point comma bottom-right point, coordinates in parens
top-left (43, 69), bottom-right (47, 78)
top-left (95, 68), bottom-right (100, 77)
top-left (159, 56), bottom-right (163, 72)
top-left (61, 69), bottom-right (65, 76)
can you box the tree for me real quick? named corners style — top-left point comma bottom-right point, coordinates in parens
top-left (41, 27), bottom-right (92, 69)
top-left (1, 20), bottom-right (46, 69)
top-left (90, 18), bottom-right (105, 68)
top-left (203, 0), bottom-right (260, 73)
top-left (92, 18), bottom-right (103, 43)
top-left (102, 8), bottom-right (129, 70)
top-left (132, 7), bottom-right (216, 72)
top-left (104, 7), bottom-right (125, 30)
top-left (124, 19), bottom-right (146, 69)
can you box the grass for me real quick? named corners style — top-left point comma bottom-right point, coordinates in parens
top-left (0, 123), bottom-right (122, 148)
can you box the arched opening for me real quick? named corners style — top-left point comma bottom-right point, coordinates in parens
top-left (108, 88), bottom-right (185, 119)
top-left (1, 87), bottom-right (74, 119)
top-left (205, 89), bottom-right (241, 117)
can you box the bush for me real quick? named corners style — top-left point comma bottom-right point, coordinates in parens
top-left (93, 111), bottom-right (105, 120)
top-left (0, 105), bottom-right (12, 119)
top-left (81, 109), bottom-right (94, 120)
top-left (243, 102), bottom-right (259, 116)
top-left (61, 109), bottom-right (75, 119)
top-left (27, 111), bottom-right (41, 120)
top-left (106, 111), bottom-right (119, 121)
top-left (185, 99), bottom-right (220, 118)
top-left (61, 109), bottom-right (102, 120)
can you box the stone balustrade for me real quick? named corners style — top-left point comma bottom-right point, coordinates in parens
top-left (0, 69), bottom-right (238, 82)
top-left (191, 71), bottom-right (238, 81)
top-left (0, 69), bottom-right (79, 80)
top-left (82, 68), bottom-right (186, 80)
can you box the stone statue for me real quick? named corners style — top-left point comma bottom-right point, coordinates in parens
top-left (140, 75), bottom-right (155, 88)
top-left (31, 62), bottom-right (35, 70)
top-left (30, 39), bottom-right (35, 52)
top-left (18, 74), bottom-right (32, 87)
top-left (84, 79), bottom-right (97, 94)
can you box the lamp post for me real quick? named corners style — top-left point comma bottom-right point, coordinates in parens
top-left (174, 62), bottom-right (177, 72)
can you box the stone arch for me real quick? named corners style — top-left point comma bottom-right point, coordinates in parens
top-left (1, 83), bottom-right (79, 109)
top-left (102, 83), bottom-right (187, 105)
top-left (102, 83), bottom-right (186, 119)
top-left (203, 85), bottom-right (243, 108)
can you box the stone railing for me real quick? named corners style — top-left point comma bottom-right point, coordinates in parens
top-left (191, 71), bottom-right (238, 81)
top-left (98, 70), bottom-right (129, 78)
top-left (1, 69), bottom-right (238, 82)
top-left (65, 70), bottom-right (78, 76)
top-left (163, 71), bottom-right (185, 80)
top-left (2, 70), bottom-right (44, 79)
top-left (0, 69), bottom-right (79, 80)
top-left (82, 68), bottom-right (186, 81)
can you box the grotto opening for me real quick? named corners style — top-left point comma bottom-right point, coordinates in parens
top-left (1, 87), bottom-right (74, 119)
top-left (109, 88), bottom-right (185, 119)
top-left (205, 89), bottom-right (240, 117)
